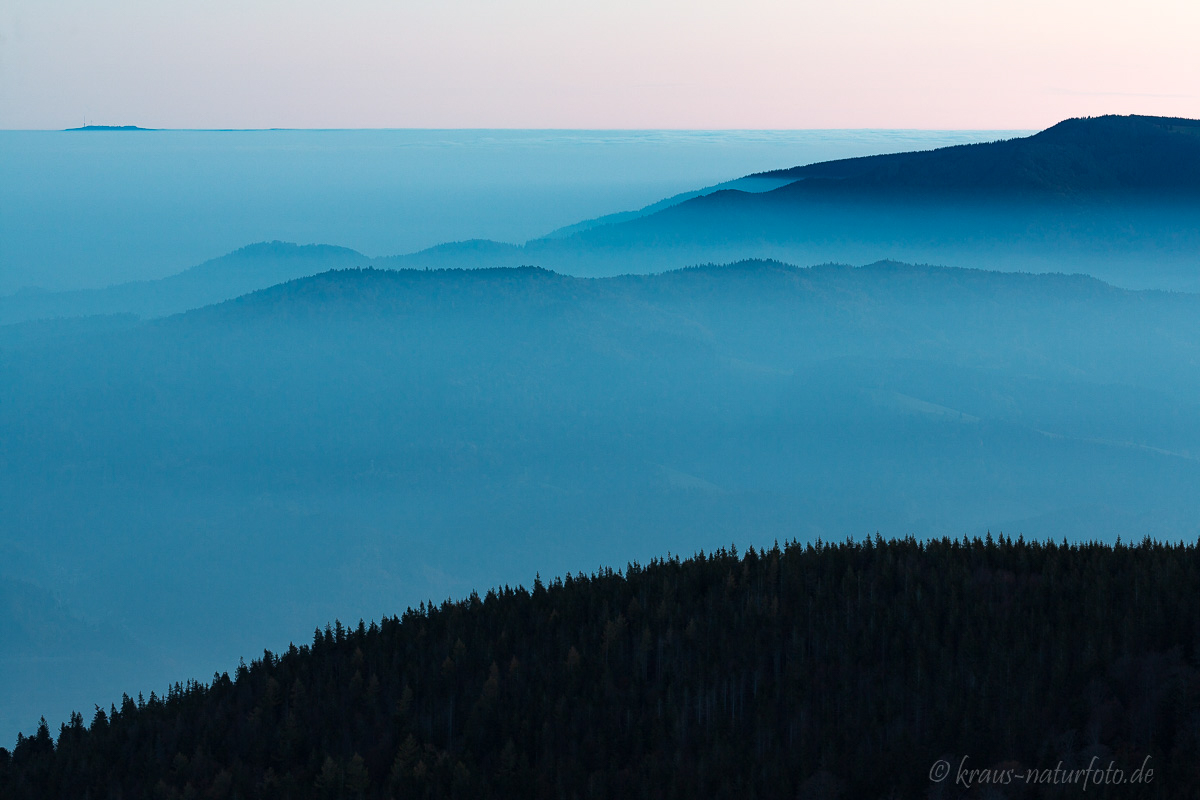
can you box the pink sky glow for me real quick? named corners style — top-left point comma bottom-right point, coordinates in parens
top-left (2, 0), bottom-right (1197, 129)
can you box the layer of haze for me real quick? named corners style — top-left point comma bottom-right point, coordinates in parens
top-left (0, 129), bottom-right (1018, 292)
top-left (6, 257), bottom-right (1200, 744)
top-left (2, 0), bottom-right (1198, 129)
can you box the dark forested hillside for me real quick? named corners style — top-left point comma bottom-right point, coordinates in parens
top-left (3, 536), bottom-right (1198, 799)
top-left (757, 115), bottom-right (1200, 195)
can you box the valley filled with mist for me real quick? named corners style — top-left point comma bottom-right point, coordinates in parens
top-left (3, 116), bottom-right (1200, 795)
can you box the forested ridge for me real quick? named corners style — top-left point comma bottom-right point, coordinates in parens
top-left (3, 536), bottom-right (1200, 799)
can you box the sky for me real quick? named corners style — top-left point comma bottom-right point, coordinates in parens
top-left (1, 0), bottom-right (1198, 129)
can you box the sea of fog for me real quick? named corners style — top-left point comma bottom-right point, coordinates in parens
top-left (0, 129), bottom-right (1025, 294)
top-left (6, 127), bottom-right (1055, 743)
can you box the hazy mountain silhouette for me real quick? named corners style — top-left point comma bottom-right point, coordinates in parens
top-left (390, 115), bottom-right (1200, 289)
top-left (538, 175), bottom-right (798, 239)
top-left (9, 114), bottom-right (1200, 328)
top-left (0, 242), bottom-right (370, 325)
top-left (5, 261), bottom-right (1200, 741)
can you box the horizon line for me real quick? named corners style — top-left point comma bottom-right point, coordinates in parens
top-left (3, 125), bottom-right (1044, 134)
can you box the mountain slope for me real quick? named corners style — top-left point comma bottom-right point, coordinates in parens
top-left (390, 115), bottom-right (1200, 288)
top-left (3, 537), bottom-right (1198, 798)
top-left (0, 242), bottom-right (371, 325)
top-left (757, 114), bottom-right (1200, 194)
top-left (10, 115), bottom-right (1200, 326)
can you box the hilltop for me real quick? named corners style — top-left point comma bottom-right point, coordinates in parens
top-left (755, 114), bottom-right (1200, 195)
